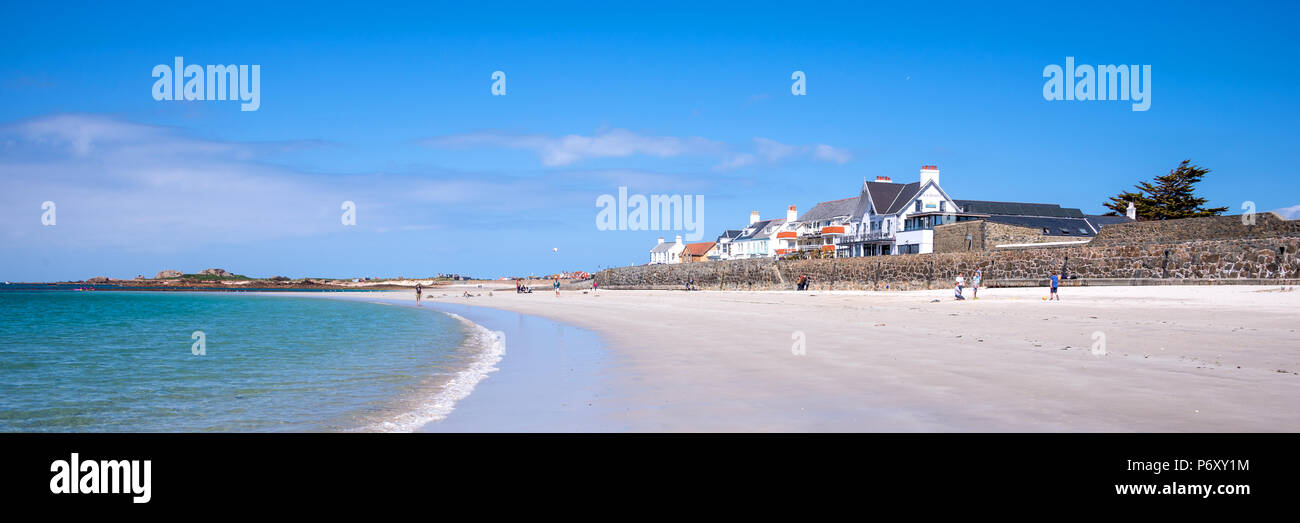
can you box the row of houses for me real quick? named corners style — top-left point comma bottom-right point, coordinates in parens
top-left (649, 165), bottom-right (1134, 264)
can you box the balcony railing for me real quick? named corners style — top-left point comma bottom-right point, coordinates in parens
top-left (845, 229), bottom-right (895, 242)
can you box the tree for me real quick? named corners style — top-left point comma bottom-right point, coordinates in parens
top-left (1103, 160), bottom-right (1227, 219)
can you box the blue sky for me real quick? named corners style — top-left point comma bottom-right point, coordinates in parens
top-left (2, 1), bottom-right (1297, 281)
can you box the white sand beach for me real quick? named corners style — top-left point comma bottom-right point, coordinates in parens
top-left (356, 284), bottom-right (1300, 432)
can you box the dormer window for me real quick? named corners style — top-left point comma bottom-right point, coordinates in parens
top-left (915, 200), bottom-right (921, 212)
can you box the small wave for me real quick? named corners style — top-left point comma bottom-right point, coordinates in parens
top-left (367, 312), bottom-right (505, 432)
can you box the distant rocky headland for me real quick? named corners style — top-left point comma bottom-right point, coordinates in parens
top-left (26, 268), bottom-right (474, 291)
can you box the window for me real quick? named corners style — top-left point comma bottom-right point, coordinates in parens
top-left (915, 200), bottom-right (922, 212)
top-left (939, 201), bottom-right (945, 212)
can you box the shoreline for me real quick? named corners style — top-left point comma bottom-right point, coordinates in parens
top-left (268, 284), bottom-right (1299, 431)
top-left (272, 292), bottom-right (626, 432)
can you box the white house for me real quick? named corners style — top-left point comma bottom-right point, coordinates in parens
top-left (712, 229), bottom-right (742, 260)
top-left (790, 165), bottom-right (971, 256)
top-left (729, 210), bottom-right (796, 259)
top-left (649, 235), bottom-right (686, 264)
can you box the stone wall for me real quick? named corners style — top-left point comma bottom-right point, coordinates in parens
top-left (597, 236), bottom-right (1300, 290)
top-left (934, 220), bottom-right (1063, 253)
top-left (933, 221), bottom-right (984, 253)
top-left (1090, 213), bottom-right (1299, 246)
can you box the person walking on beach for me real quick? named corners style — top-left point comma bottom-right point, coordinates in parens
top-left (553, 278), bottom-right (561, 297)
top-left (415, 283), bottom-right (422, 306)
top-left (516, 279), bottom-right (522, 294)
top-left (1048, 271), bottom-right (1060, 301)
top-left (972, 269), bottom-right (982, 299)
top-left (592, 279), bottom-right (598, 295)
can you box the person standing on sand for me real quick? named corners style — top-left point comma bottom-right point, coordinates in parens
top-left (1049, 271), bottom-right (1060, 301)
top-left (592, 279), bottom-right (598, 295)
top-left (972, 269), bottom-right (982, 299)
top-left (415, 283), bottom-right (422, 306)
top-left (553, 278), bottom-right (560, 297)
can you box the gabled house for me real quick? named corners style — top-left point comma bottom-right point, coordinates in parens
top-left (713, 229), bottom-right (743, 260)
top-left (649, 235), bottom-right (685, 264)
top-left (681, 241), bottom-right (717, 262)
top-left (730, 210), bottom-right (792, 259)
top-left (806, 165), bottom-right (975, 256)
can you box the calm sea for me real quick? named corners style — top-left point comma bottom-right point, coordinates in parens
top-left (0, 290), bottom-right (486, 432)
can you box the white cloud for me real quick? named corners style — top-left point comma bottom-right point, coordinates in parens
top-left (1269, 205), bottom-right (1300, 220)
top-left (712, 138), bottom-right (853, 170)
top-left (424, 128), bottom-right (725, 167)
top-left (425, 129), bottom-right (854, 170)
top-left (0, 115), bottom-right (728, 253)
top-left (813, 144), bottom-right (853, 164)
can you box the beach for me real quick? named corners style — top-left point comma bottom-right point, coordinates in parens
top-left (332, 284), bottom-right (1300, 432)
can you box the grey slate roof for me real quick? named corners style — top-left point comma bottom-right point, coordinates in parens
top-left (985, 215), bottom-right (1097, 237)
top-left (955, 200), bottom-right (1086, 218)
top-left (868, 181), bottom-right (922, 215)
top-left (716, 229), bottom-right (743, 240)
top-left (798, 197), bottom-right (859, 222)
top-left (1084, 214), bottom-right (1134, 229)
top-left (650, 241), bottom-right (681, 253)
top-left (733, 218), bottom-right (786, 241)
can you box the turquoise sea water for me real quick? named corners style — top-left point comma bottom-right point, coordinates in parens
top-left (0, 291), bottom-right (474, 432)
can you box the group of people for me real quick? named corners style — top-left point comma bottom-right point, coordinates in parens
top-left (956, 268), bottom-right (1066, 300)
top-left (953, 269), bottom-right (981, 300)
top-left (518, 278), bottom-right (600, 296)
top-left (796, 274), bottom-right (812, 291)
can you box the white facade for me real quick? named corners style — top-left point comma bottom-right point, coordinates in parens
top-left (649, 235), bottom-right (685, 264)
top-left (842, 166), bottom-right (964, 256)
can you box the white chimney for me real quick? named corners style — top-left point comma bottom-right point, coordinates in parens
top-left (749, 211), bottom-right (760, 225)
top-left (1126, 201), bottom-right (1136, 220)
top-left (674, 235), bottom-right (682, 245)
top-left (920, 165), bottom-right (939, 187)
top-left (657, 237), bottom-right (664, 244)
top-left (786, 205), bottom-right (797, 223)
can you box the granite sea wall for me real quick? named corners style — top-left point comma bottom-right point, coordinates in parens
top-left (597, 215), bottom-right (1300, 290)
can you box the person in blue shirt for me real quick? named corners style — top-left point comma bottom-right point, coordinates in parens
top-left (1049, 271), bottom-right (1060, 301)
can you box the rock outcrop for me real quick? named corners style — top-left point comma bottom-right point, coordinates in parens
top-left (156, 270), bottom-right (183, 279)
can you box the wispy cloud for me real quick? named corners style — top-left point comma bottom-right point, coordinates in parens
top-left (716, 137), bottom-right (853, 171)
top-left (423, 128), bottom-right (854, 170)
top-left (0, 115), bottom-right (729, 254)
top-left (423, 128), bottom-right (726, 167)
top-left (1269, 205), bottom-right (1300, 220)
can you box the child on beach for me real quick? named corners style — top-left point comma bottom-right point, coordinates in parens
top-left (1048, 271), bottom-right (1060, 301)
top-left (972, 269), bottom-right (981, 299)
top-left (954, 280), bottom-right (965, 300)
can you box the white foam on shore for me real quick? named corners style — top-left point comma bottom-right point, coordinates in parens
top-left (367, 312), bottom-right (505, 432)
